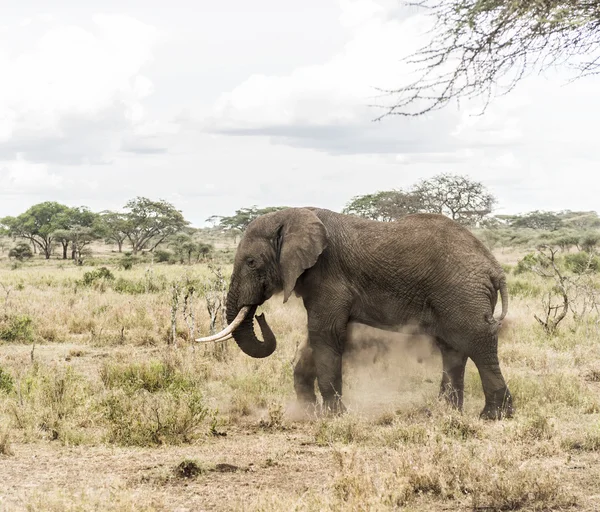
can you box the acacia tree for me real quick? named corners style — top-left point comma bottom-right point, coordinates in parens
top-left (413, 173), bottom-right (495, 225)
top-left (343, 190), bottom-right (423, 221)
top-left (52, 226), bottom-right (101, 264)
top-left (212, 206), bottom-right (289, 233)
top-left (0, 202), bottom-right (72, 259)
top-left (169, 233), bottom-right (214, 264)
top-left (507, 211), bottom-right (564, 231)
top-left (52, 207), bottom-right (100, 259)
top-left (122, 197), bottom-right (189, 254)
top-left (99, 211), bottom-right (129, 252)
top-left (379, 1), bottom-right (600, 117)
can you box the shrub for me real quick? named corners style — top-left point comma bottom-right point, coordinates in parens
top-left (80, 267), bottom-right (115, 287)
top-left (563, 251), bottom-right (600, 274)
top-left (0, 366), bottom-right (14, 393)
top-left (101, 389), bottom-right (210, 446)
top-left (0, 314), bottom-right (34, 342)
top-left (8, 366), bottom-right (92, 444)
top-left (515, 253), bottom-right (543, 275)
top-left (8, 242), bottom-right (33, 261)
top-left (119, 254), bottom-right (140, 270)
top-left (154, 249), bottom-right (173, 263)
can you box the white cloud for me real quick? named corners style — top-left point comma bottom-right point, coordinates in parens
top-left (0, 157), bottom-right (64, 194)
top-left (207, 0), bottom-right (600, 166)
top-left (208, 1), bottom-right (431, 131)
top-left (0, 14), bottom-right (163, 164)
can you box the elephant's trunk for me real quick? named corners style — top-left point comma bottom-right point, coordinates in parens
top-left (225, 284), bottom-right (277, 358)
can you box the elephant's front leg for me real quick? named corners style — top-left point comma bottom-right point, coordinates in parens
top-left (293, 342), bottom-right (317, 406)
top-left (307, 314), bottom-right (349, 415)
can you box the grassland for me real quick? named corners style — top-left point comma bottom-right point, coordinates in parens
top-left (1, 246), bottom-right (600, 511)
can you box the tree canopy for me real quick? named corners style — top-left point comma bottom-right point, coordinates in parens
top-left (503, 211), bottom-right (565, 231)
top-left (344, 173), bottom-right (495, 226)
top-left (0, 202), bottom-right (72, 259)
top-left (52, 206), bottom-right (102, 260)
top-left (210, 206), bottom-right (288, 234)
top-left (121, 197), bottom-right (189, 254)
top-left (379, 1), bottom-right (600, 117)
top-left (343, 190), bottom-right (423, 221)
top-left (413, 173), bottom-right (496, 224)
top-left (99, 211), bottom-right (129, 252)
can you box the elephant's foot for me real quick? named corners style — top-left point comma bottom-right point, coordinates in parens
top-left (295, 387), bottom-right (318, 406)
top-left (321, 396), bottom-right (347, 416)
top-left (439, 383), bottom-right (464, 411)
top-left (480, 388), bottom-right (514, 420)
top-left (438, 375), bottom-right (464, 411)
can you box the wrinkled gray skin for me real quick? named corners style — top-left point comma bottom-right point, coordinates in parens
top-left (226, 207), bottom-right (514, 420)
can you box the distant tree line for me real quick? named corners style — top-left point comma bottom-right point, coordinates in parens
top-left (0, 197), bottom-right (211, 264)
top-left (1, 173), bottom-right (599, 263)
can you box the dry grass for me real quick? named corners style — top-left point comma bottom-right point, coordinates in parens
top-left (1, 253), bottom-right (600, 511)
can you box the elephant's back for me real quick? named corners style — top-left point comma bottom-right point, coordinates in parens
top-left (318, 209), bottom-right (504, 285)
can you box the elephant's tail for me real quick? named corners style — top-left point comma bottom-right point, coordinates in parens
top-left (497, 275), bottom-right (508, 322)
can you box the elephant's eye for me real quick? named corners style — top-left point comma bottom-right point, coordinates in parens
top-left (246, 257), bottom-right (256, 268)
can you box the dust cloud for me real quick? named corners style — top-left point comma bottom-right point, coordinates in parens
top-left (284, 322), bottom-right (443, 421)
top-left (342, 322), bottom-right (441, 416)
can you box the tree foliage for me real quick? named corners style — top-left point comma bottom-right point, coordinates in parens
top-left (343, 174), bottom-right (495, 226)
top-left (379, 1), bottom-right (600, 117)
top-left (8, 242), bottom-right (33, 261)
top-left (52, 207), bottom-right (102, 260)
top-left (211, 206), bottom-right (288, 233)
top-left (506, 211), bottom-right (564, 231)
top-left (413, 173), bottom-right (496, 224)
top-left (122, 197), bottom-right (189, 254)
top-left (343, 190), bottom-right (423, 221)
top-left (99, 211), bottom-right (129, 252)
top-left (169, 233), bottom-right (213, 264)
top-left (0, 202), bottom-right (72, 259)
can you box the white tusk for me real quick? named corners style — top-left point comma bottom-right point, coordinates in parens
top-left (195, 306), bottom-right (250, 342)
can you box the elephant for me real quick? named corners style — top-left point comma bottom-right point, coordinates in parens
top-left (197, 207), bottom-right (514, 420)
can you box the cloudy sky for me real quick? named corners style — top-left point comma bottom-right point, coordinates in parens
top-left (1, 0), bottom-right (599, 226)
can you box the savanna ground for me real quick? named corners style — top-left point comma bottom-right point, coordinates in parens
top-left (1, 245), bottom-right (600, 512)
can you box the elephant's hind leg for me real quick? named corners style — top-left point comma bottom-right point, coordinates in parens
top-left (470, 336), bottom-right (514, 420)
top-left (294, 341), bottom-right (317, 406)
top-left (436, 338), bottom-right (468, 410)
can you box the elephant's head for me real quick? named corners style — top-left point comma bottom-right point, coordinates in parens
top-left (197, 208), bottom-right (327, 358)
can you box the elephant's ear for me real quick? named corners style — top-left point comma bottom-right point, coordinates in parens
top-left (277, 208), bottom-right (328, 303)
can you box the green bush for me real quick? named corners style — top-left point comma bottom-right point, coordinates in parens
top-left (154, 249), bottom-right (173, 263)
top-left (0, 367), bottom-right (14, 393)
top-left (80, 267), bottom-right (115, 286)
top-left (8, 242), bottom-right (33, 261)
top-left (8, 366), bottom-right (92, 444)
top-left (0, 315), bottom-right (34, 342)
top-left (514, 253), bottom-right (541, 275)
top-left (119, 254), bottom-right (140, 270)
top-left (563, 252), bottom-right (600, 274)
top-left (101, 389), bottom-right (210, 446)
